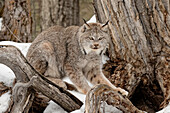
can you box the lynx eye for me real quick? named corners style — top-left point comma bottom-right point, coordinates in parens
top-left (98, 37), bottom-right (103, 40)
top-left (89, 36), bottom-right (94, 40)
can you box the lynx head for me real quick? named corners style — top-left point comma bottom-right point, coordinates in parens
top-left (78, 20), bottom-right (111, 55)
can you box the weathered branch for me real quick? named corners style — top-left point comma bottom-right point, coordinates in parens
top-left (0, 82), bottom-right (10, 96)
top-left (0, 45), bottom-right (83, 112)
top-left (11, 78), bottom-right (35, 113)
top-left (85, 84), bottom-right (144, 113)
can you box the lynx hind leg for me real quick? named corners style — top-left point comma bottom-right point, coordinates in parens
top-left (27, 41), bottom-right (60, 78)
top-left (87, 69), bottom-right (128, 96)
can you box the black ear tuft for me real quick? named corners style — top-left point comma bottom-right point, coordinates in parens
top-left (81, 18), bottom-right (91, 32)
top-left (102, 20), bottom-right (109, 28)
top-left (101, 20), bottom-right (109, 32)
top-left (83, 18), bottom-right (90, 27)
top-left (83, 18), bottom-right (87, 24)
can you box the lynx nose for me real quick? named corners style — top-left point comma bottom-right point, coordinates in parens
top-left (93, 43), bottom-right (99, 49)
top-left (94, 43), bottom-right (99, 47)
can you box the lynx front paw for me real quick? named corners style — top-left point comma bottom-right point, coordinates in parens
top-left (116, 87), bottom-right (128, 96)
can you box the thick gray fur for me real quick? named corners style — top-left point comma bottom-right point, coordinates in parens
top-left (26, 23), bottom-right (128, 95)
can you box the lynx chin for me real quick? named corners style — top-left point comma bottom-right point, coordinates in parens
top-left (26, 21), bottom-right (128, 96)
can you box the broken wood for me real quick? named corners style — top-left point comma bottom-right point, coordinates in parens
top-left (0, 82), bottom-right (10, 96)
top-left (0, 45), bottom-right (83, 112)
top-left (85, 84), bottom-right (144, 113)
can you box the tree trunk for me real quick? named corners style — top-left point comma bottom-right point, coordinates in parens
top-left (0, 0), bottom-right (5, 17)
top-left (94, 0), bottom-right (170, 112)
top-left (41, 0), bottom-right (79, 30)
top-left (30, 0), bottom-right (80, 40)
top-left (0, 0), bottom-right (32, 42)
top-left (30, 0), bottom-right (42, 40)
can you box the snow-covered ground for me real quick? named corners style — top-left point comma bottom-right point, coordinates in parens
top-left (0, 16), bottom-right (170, 113)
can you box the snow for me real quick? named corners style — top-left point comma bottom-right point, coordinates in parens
top-left (44, 101), bottom-right (67, 113)
top-left (0, 41), bottom-right (31, 56)
top-left (157, 103), bottom-right (170, 113)
top-left (0, 64), bottom-right (15, 87)
top-left (0, 15), bottom-right (170, 113)
top-left (0, 91), bottom-right (11, 113)
top-left (87, 15), bottom-right (96, 23)
top-left (0, 41), bottom-right (31, 87)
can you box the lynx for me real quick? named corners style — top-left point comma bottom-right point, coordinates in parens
top-left (26, 21), bottom-right (128, 96)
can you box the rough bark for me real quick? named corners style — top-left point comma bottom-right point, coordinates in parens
top-left (41, 0), bottom-right (79, 30)
top-left (0, 0), bottom-right (4, 17)
top-left (30, 0), bottom-right (80, 39)
top-left (0, 0), bottom-right (32, 42)
top-left (85, 84), bottom-right (144, 113)
top-left (94, 0), bottom-right (170, 112)
top-left (30, 0), bottom-right (42, 39)
top-left (0, 45), bottom-right (83, 112)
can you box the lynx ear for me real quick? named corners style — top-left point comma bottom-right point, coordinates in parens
top-left (101, 20), bottom-right (109, 32)
top-left (81, 19), bottom-right (90, 32)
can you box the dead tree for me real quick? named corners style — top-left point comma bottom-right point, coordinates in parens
top-left (93, 0), bottom-right (170, 112)
top-left (0, 0), bottom-right (32, 42)
top-left (0, 45), bottom-right (83, 113)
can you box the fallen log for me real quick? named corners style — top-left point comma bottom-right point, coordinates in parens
top-left (0, 45), bottom-right (83, 112)
top-left (85, 84), bottom-right (145, 113)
